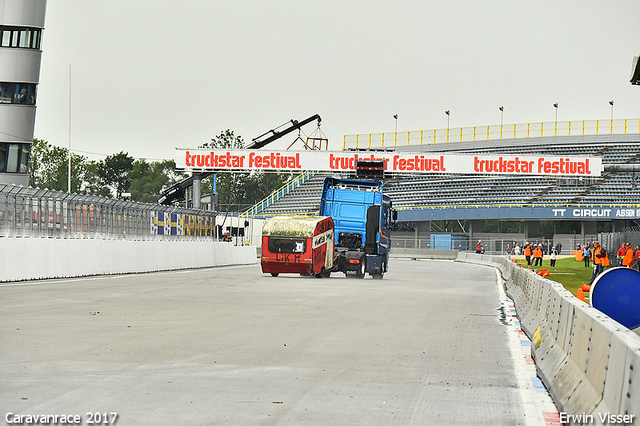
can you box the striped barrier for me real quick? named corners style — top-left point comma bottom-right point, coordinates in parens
top-left (456, 252), bottom-right (640, 423)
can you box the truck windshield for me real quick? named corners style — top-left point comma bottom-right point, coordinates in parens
top-left (268, 237), bottom-right (307, 254)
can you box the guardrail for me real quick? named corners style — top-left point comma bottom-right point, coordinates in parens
top-left (457, 252), bottom-right (640, 420)
top-left (241, 170), bottom-right (316, 218)
top-left (0, 184), bottom-right (217, 239)
top-left (344, 118), bottom-right (640, 149)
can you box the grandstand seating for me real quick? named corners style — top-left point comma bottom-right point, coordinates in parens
top-left (254, 134), bottom-right (640, 217)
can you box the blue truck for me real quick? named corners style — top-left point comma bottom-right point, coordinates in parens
top-left (319, 177), bottom-right (395, 279)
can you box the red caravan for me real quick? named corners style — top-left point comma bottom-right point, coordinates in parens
top-left (261, 216), bottom-right (334, 277)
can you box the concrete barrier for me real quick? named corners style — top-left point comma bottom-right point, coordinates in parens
top-left (0, 237), bottom-right (258, 282)
top-left (391, 248), bottom-right (458, 259)
top-left (456, 252), bottom-right (640, 423)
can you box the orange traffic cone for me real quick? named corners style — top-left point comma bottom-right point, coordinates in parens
top-left (581, 282), bottom-right (591, 292)
top-left (577, 288), bottom-right (586, 302)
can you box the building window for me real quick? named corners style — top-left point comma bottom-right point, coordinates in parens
top-left (0, 82), bottom-right (37, 105)
top-left (0, 26), bottom-right (42, 50)
top-left (0, 143), bottom-right (30, 174)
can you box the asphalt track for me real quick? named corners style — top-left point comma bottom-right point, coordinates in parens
top-left (1, 259), bottom-right (537, 425)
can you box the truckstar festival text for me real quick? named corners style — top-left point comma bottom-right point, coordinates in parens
top-left (176, 149), bottom-right (602, 177)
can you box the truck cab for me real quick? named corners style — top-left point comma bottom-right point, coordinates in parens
top-left (319, 177), bottom-right (393, 279)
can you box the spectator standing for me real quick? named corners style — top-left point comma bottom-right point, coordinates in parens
top-left (476, 240), bottom-right (483, 254)
top-left (524, 243), bottom-right (532, 265)
top-left (514, 244), bottom-right (521, 256)
top-left (589, 242), bottom-right (610, 284)
top-left (617, 243), bottom-right (627, 266)
top-left (550, 246), bottom-right (557, 268)
top-left (583, 244), bottom-right (591, 268)
top-left (634, 245), bottom-right (640, 271)
top-left (556, 242), bottom-right (562, 256)
top-left (622, 243), bottom-right (634, 267)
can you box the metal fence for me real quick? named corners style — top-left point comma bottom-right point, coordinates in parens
top-left (0, 184), bottom-right (217, 239)
top-left (598, 231), bottom-right (640, 255)
top-left (344, 118), bottom-right (640, 149)
top-left (391, 237), bottom-right (560, 255)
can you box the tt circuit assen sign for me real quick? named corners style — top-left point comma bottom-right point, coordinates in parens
top-left (399, 205), bottom-right (640, 222)
top-left (175, 149), bottom-right (602, 177)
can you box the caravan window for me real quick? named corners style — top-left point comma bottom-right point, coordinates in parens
top-left (268, 237), bottom-right (307, 254)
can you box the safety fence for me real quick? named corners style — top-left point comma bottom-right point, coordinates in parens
top-left (343, 118), bottom-right (640, 149)
top-left (0, 184), bottom-right (218, 239)
top-left (392, 236), bottom-right (557, 255)
top-left (598, 230), bottom-right (640, 258)
top-left (457, 252), bottom-right (640, 420)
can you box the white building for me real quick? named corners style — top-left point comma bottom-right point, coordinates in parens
top-left (0, 0), bottom-right (46, 186)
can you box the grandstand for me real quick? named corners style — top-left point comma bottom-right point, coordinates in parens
top-left (254, 133), bottom-right (640, 213)
top-left (389, 134), bottom-right (640, 209)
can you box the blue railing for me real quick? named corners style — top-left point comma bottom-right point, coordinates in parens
top-left (241, 170), bottom-right (316, 218)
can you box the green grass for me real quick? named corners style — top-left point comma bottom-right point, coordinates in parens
top-left (513, 257), bottom-right (593, 297)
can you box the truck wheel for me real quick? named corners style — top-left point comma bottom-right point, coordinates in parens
top-left (355, 256), bottom-right (366, 279)
top-left (372, 269), bottom-right (384, 280)
top-left (315, 268), bottom-right (324, 278)
top-left (270, 273), bottom-right (279, 277)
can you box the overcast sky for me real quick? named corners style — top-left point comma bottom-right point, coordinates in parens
top-left (33, 1), bottom-right (640, 162)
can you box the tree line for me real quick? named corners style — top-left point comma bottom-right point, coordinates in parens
top-left (29, 130), bottom-right (293, 211)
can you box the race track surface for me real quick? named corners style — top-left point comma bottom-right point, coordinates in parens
top-left (1, 259), bottom-right (529, 425)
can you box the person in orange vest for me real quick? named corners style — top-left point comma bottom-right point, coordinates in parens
top-left (533, 244), bottom-right (543, 267)
top-left (524, 243), bottom-right (532, 265)
top-left (622, 243), bottom-right (634, 267)
top-left (589, 242), bottom-right (610, 284)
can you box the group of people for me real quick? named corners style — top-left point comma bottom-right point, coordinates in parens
top-left (615, 242), bottom-right (640, 269)
top-left (579, 241), bottom-right (640, 284)
top-left (510, 242), bottom-right (561, 257)
top-left (520, 242), bottom-right (560, 268)
top-left (581, 242), bottom-right (640, 268)
top-left (502, 239), bottom-right (640, 284)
